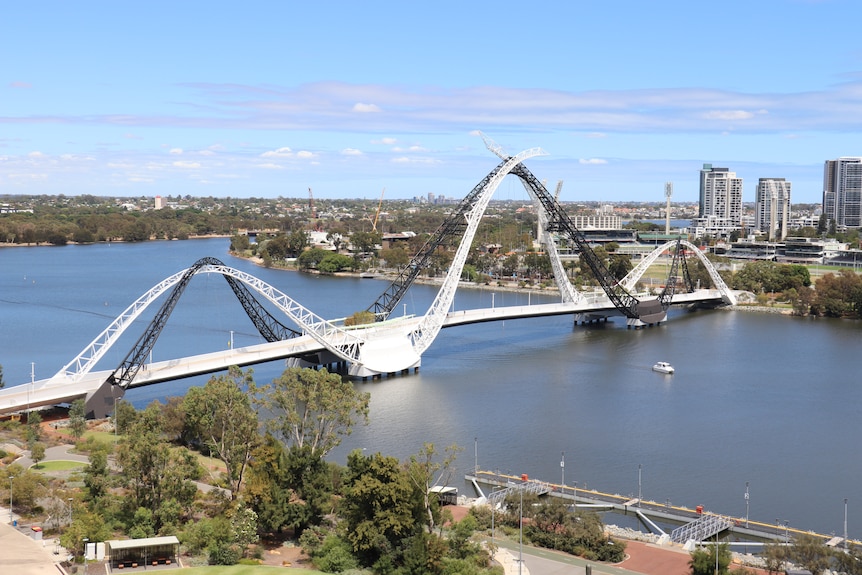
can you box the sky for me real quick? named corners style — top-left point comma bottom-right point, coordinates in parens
top-left (3, 1), bottom-right (862, 204)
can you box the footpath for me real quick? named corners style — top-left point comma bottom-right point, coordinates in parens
top-left (0, 518), bottom-right (68, 575)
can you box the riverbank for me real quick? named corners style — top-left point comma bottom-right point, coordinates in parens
top-left (0, 234), bottom-right (231, 249)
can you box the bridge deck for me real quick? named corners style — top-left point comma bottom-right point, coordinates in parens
top-left (0, 289), bottom-right (732, 416)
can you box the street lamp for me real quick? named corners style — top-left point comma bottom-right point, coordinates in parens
top-left (745, 482), bottom-right (750, 528)
top-left (845, 498), bottom-right (849, 553)
top-left (560, 451), bottom-right (565, 489)
top-left (474, 437), bottom-right (478, 475)
top-left (518, 487), bottom-right (523, 575)
top-left (638, 464), bottom-right (642, 508)
top-left (8, 475), bottom-right (14, 524)
top-left (83, 537), bottom-right (89, 574)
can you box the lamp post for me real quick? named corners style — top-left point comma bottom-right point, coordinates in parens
top-left (745, 482), bottom-right (750, 528)
top-left (518, 487), bottom-right (523, 575)
top-left (638, 464), bottom-right (642, 508)
top-left (560, 451), bottom-right (565, 489)
top-left (474, 437), bottom-right (478, 474)
top-left (8, 475), bottom-right (14, 524)
top-left (844, 498), bottom-right (849, 553)
top-left (83, 537), bottom-right (89, 574)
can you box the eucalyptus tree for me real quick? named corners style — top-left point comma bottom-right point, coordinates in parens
top-left (254, 367), bottom-right (369, 458)
top-left (182, 366), bottom-right (260, 499)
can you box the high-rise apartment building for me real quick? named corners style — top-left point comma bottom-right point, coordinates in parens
top-left (822, 157), bottom-right (862, 229)
top-left (698, 164), bottom-right (743, 221)
top-left (693, 164), bottom-right (743, 238)
top-left (754, 178), bottom-right (791, 241)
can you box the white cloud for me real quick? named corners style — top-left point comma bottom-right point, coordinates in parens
top-left (585, 132), bottom-right (607, 139)
top-left (392, 156), bottom-right (439, 165)
top-left (256, 163), bottom-right (283, 170)
top-left (172, 161), bottom-right (200, 168)
top-left (169, 148), bottom-right (183, 155)
top-left (703, 110), bottom-right (755, 121)
top-left (372, 137), bottom-right (397, 145)
top-left (27, 151), bottom-right (45, 158)
top-left (353, 102), bottom-right (381, 113)
top-left (341, 148), bottom-right (363, 156)
top-left (261, 147), bottom-right (293, 158)
top-left (296, 150), bottom-right (315, 159)
top-left (579, 158), bottom-right (607, 165)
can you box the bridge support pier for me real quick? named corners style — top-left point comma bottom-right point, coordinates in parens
top-left (84, 380), bottom-right (125, 420)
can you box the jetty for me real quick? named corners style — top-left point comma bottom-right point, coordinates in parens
top-left (467, 469), bottom-right (855, 549)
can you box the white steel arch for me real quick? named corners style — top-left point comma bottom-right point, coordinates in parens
top-left (48, 268), bottom-right (191, 386)
top-left (47, 264), bottom-right (367, 387)
top-left (410, 147), bottom-right (547, 355)
top-left (481, 133), bottom-right (582, 305)
top-left (620, 239), bottom-right (736, 305)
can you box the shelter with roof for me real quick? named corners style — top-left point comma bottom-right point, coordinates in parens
top-left (104, 536), bottom-right (179, 570)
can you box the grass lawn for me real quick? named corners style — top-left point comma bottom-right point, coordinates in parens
top-left (32, 460), bottom-right (87, 471)
top-left (182, 566), bottom-right (322, 575)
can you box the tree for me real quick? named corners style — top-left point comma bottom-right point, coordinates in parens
top-left (59, 507), bottom-right (113, 560)
top-left (2, 465), bottom-right (47, 514)
top-left (30, 442), bottom-right (46, 466)
top-left (688, 542), bottom-right (731, 575)
top-left (26, 411), bottom-right (42, 444)
top-left (117, 402), bottom-right (201, 530)
top-left (405, 443), bottom-right (461, 534)
top-left (83, 446), bottom-right (110, 503)
top-left (182, 367), bottom-right (260, 499)
top-left (341, 450), bottom-right (425, 568)
top-left (297, 247), bottom-right (330, 270)
top-left (787, 533), bottom-right (831, 575)
top-left (68, 398), bottom-right (87, 439)
top-left (229, 503), bottom-right (259, 557)
top-left (382, 246), bottom-right (410, 270)
top-left (608, 253), bottom-right (633, 281)
top-left (0, 364), bottom-right (4, 389)
top-left (229, 234), bottom-right (250, 252)
top-left (256, 367), bottom-right (369, 458)
top-left (318, 253), bottom-right (354, 273)
top-left (286, 229), bottom-right (310, 257)
top-left (350, 230), bottom-right (380, 258)
top-left (113, 399), bottom-right (138, 435)
top-left (246, 436), bottom-right (333, 535)
top-left (344, 310), bottom-right (375, 326)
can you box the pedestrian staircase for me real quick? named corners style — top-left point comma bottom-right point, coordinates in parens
top-left (670, 514), bottom-right (734, 543)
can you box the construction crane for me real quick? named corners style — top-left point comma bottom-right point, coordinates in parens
top-left (554, 180), bottom-right (564, 202)
top-left (371, 188), bottom-right (385, 232)
top-left (308, 187), bottom-right (317, 219)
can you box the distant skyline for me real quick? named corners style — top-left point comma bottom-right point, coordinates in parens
top-left (3, 1), bottom-right (862, 204)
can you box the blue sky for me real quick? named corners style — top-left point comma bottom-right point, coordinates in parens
top-left (3, 1), bottom-right (862, 203)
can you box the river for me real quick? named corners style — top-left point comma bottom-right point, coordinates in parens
top-left (1, 238), bottom-right (859, 538)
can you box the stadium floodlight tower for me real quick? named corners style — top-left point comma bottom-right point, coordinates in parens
top-left (664, 182), bottom-right (673, 235)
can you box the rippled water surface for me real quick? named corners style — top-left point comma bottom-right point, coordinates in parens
top-left (1, 238), bottom-right (859, 537)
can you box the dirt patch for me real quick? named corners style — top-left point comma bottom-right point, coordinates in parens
top-left (261, 544), bottom-right (310, 568)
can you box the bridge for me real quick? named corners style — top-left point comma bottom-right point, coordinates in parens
top-left (0, 141), bottom-right (738, 418)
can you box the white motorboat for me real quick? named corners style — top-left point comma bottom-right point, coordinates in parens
top-left (652, 361), bottom-right (674, 374)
